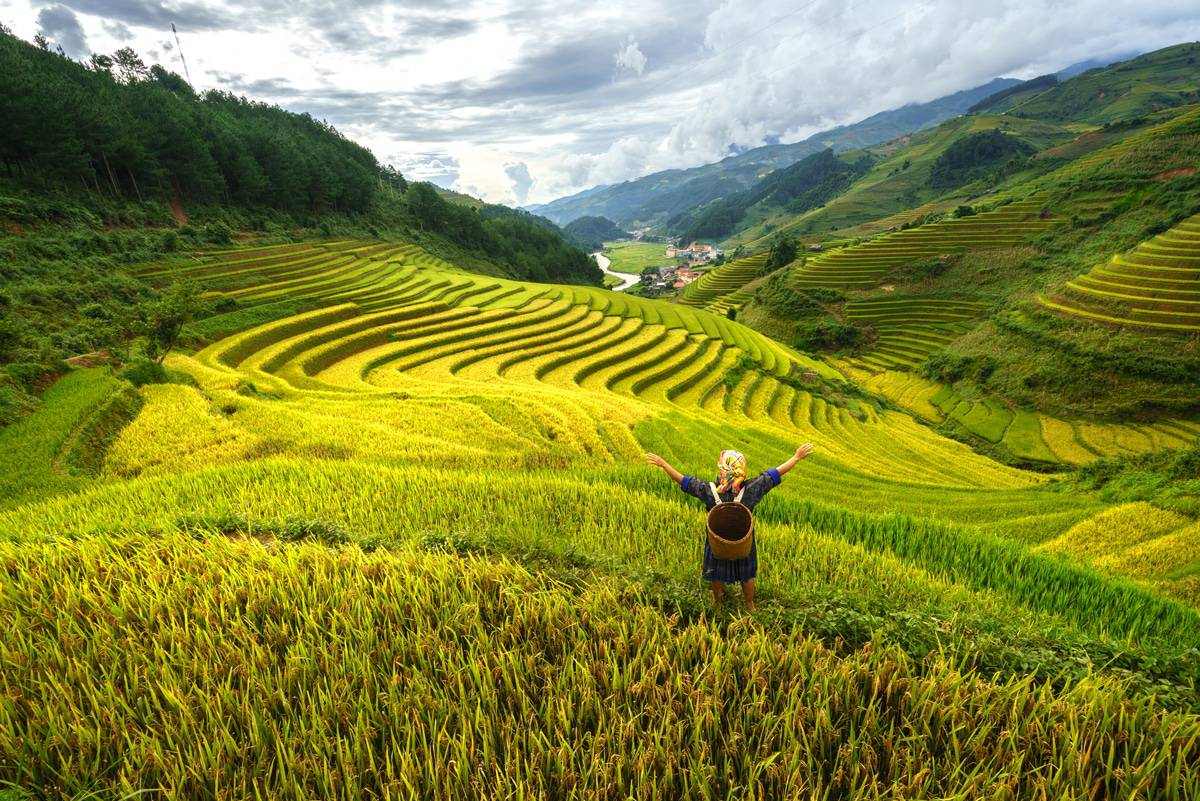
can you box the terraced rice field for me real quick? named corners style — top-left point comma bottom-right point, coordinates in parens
top-left (678, 253), bottom-right (767, 311)
top-left (6, 238), bottom-right (1200, 797)
top-left (790, 198), bottom-right (1055, 289)
top-left (1034, 106), bottom-right (1200, 185)
top-left (146, 240), bottom-right (1069, 494)
top-left (842, 297), bottom-right (991, 370)
top-left (844, 366), bottom-right (1200, 465)
top-left (1040, 503), bottom-right (1200, 604)
top-left (1041, 212), bottom-right (1200, 332)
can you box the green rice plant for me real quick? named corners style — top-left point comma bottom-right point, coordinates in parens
top-left (1002, 409), bottom-right (1058, 463)
top-left (2, 534), bottom-right (1198, 799)
top-left (0, 369), bottom-right (126, 506)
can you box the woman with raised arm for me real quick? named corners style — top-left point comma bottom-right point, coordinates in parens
top-left (645, 444), bottom-right (814, 610)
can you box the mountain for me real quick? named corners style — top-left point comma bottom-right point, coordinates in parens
top-left (668, 149), bottom-right (874, 243)
top-left (997, 43), bottom-right (1200, 124)
top-left (716, 44), bottom-right (1200, 249)
top-left (968, 74), bottom-right (1060, 114)
top-left (1055, 52), bottom-right (1140, 79)
top-left (561, 215), bottom-right (626, 250)
top-left (525, 78), bottom-right (1021, 228)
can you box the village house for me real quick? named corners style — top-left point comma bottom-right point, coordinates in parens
top-left (685, 241), bottom-right (722, 263)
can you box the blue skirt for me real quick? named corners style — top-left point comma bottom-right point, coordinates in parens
top-left (702, 536), bottom-right (757, 583)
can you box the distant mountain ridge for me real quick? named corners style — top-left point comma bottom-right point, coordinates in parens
top-left (526, 77), bottom-right (1021, 227)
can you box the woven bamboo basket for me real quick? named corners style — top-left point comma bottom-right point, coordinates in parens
top-left (706, 502), bottom-right (754, 560)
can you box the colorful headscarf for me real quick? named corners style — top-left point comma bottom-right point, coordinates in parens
top-left (716, 450), bottom-right (747, 494)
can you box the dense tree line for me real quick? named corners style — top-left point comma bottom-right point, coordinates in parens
top-left (404, 185), bottom-right (601, 284)
top-left (669, 150), bottom-right (872, 242)
top-left (0, 29), bottom-right (380, 214)
top-left (928, 130), bottom-right (1035, 188)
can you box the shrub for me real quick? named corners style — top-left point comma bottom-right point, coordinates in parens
top-left (922, 352), bottom-right (999, 385)
top-left (794, 319), bottom-right (863, 352)
top-left (119, 359), bottom-right (168, 387)
top-left (203, 221), bottom-right (235, 246)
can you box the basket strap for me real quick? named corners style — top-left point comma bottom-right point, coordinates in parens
top-left (709, 483), bottom-right (747, 505)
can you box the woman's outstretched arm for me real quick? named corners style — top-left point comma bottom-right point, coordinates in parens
top-left (645, 452), bottom-right (685, 485)
top-left (775, 443), bottom-right (814, 477)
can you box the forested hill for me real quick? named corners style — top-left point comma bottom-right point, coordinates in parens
top-left (0, 31), bottom-right (380, 214)
top-left (0, 28), bottom-right (599, 285)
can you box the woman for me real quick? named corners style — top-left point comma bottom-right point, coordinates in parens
top-left (645, 444), bottom-right (814, 610)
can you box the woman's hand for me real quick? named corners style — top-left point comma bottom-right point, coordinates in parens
top-left (645, 453), bottom-right (685, 484)
top-left (776, 443), bottom-right (814, 477)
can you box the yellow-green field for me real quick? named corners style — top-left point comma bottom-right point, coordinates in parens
top-left (602, 240), bottom-right (677, 274)
top-left (842, 365), bottom-right (1200, 467)
top-left (3, 239), bottom-right (1199, 797)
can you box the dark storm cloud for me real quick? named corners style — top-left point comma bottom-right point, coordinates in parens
top-left (411, 25), bottom-right (698, 110)
top-left (37, 4), bottom-right (89, 58)
top-left (316, 20), bottom-right (423, 60)
top-left (102, 19), bottom-right (134, 39)
top-left (63, 0), bottom-right (235, 30)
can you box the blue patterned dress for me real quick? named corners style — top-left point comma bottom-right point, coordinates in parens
top-left (680, 469), bottom-right (782, 584)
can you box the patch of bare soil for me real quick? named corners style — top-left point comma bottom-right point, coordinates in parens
top-left (1153, 167), bottom-right (1196, 181)
top-left (65, 351), bottom-right (118, 369)
top-left (170, 195), bottom-right (189, 226)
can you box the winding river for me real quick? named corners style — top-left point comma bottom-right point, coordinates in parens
top-left (592, 252), bottom-right (636, 292)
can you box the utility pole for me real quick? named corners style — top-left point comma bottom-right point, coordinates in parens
top-left (171, 23), bottom-right (193, 89)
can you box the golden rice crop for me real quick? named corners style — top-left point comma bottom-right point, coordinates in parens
top-left (103, 384), bottom-right (264, 478)
top-left (1108, 521), bottom-right (1200, 581)
top-left (1040, 502), bottom-right (1190, 564)
top-left (1039, 417), bottom-right (1098, 464)
top-left (1076, 421), bottom-right (1156, 456)
top-left (9, 237), bottom-right (1200, 799)
top-left (2, 533), bottom-right (1197, 800)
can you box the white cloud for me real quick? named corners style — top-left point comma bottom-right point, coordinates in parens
top-left (504, 161), bottom-right (534, 204)
top-left (613, 34), bottom-right (646, 76)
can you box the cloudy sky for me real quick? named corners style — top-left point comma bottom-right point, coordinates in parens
top-left (4, 0), bottom-right (1200, 205)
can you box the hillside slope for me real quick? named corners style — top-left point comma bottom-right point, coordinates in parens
top-left (722, 102), bottom-right (1200, 465)
top-left (998, 42), bottom-right (1200, 123)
